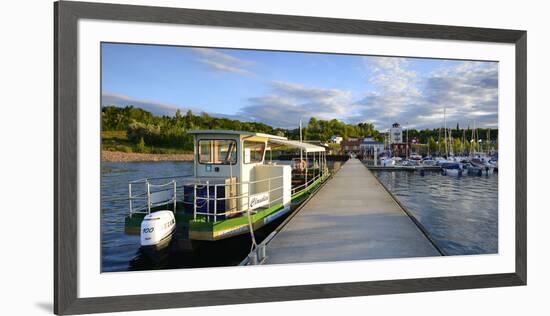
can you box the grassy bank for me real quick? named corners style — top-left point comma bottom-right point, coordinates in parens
top-left (102, 131), bottom-right (193, 154)
top-left (102, 150), bottom-right (193, 162)
top-left (102, 131), bottom-right (194, 161)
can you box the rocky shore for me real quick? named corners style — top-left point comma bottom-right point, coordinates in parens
top-left (101, 150), bottom-right (194, 162)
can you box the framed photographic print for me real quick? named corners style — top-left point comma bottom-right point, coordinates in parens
top-left (54, 1), bottom-right (526, 314)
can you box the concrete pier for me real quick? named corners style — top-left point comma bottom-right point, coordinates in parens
top-left (262, 158), bottom-right (441, 264)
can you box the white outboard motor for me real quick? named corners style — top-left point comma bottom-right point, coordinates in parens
top-left (140, 210), bottom-right (176, 249)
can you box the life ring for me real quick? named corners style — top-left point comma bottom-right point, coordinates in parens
top-left (294, 159), bottom-right (306, 171)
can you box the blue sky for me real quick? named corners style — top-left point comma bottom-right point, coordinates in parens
top-left (102, 43), bottom-right (498, 130)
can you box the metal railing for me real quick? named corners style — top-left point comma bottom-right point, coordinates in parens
top-left (291, 166), bottom-right (328, 196)
top-left (127, 165), bottom-right (329, 221)
top-left (191, 164), bottom-right (329, 223)
top-left (192, 175), bottom-right (285, 223)
top-left (128, 176), bottom-right (188, 216)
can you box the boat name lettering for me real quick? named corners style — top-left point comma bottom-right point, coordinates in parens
top-left (249, 192), bottom-right (270, 210)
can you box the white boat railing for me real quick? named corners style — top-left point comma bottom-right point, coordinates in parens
top-left (127, 166), bottom-right (329, 221)
top-left (192, 175), bottom-right (284, 223)
top-left (192, 167), bottom-right (328, 223)
top-left (128, 177), bottom-right (184, 216)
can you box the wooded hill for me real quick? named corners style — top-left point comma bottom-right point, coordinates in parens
top-left (101, 105), bottom-right (497, 154)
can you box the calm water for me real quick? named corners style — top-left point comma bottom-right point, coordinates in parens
top-left (372, 170), bottom-right (498, 255)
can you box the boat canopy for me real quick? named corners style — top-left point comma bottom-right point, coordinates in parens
top-left (187, 129), bottom-right (325, 153)
top-left (187, 129), bottom-right (286, 140)
top-left (268, 138), bottom-right (325, 153)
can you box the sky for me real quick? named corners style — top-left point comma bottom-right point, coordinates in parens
top-left (101, 43), bottom-right (498, 130)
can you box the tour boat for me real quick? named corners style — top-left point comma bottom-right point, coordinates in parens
top-left (123, 130), bottom-right (329, 250)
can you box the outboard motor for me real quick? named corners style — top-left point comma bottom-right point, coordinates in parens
top-left (140, 210), bottom-right (176, 249)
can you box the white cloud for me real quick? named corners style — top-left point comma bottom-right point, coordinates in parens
top-left (238, 81), bottom-right (355, 128)
top-left (101, 92), bottom-right (182, 115)
top-left (355, 57), bottom-right (498, 130)
top-left (101, 92), bottom-right (244, 121)
top-left (192, 48), bottom-right (255, 76)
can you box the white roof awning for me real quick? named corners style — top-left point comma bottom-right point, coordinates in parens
top-left (268, 138), bottom-right (325, 153)
top-left (187, 130), bottom-right (287, 140)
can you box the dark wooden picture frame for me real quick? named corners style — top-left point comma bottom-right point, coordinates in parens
top-left (54, 1), bottom-right (527, 314)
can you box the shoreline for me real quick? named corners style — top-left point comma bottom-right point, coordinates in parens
top-left (102, 150), bottom-right (194, 162)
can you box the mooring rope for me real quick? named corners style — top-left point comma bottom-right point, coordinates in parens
top-left (246, 206), bottom-right (258, 252)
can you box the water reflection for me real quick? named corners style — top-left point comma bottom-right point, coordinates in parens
top-left (372, 170), bottom-right (498, 255)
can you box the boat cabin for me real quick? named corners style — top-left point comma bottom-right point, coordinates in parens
top-left (186, 130), bottom-right (327, 220)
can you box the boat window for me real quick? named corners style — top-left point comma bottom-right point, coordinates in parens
top-left (198, 139), bottom-right (237, 164)
top-left (243, 141), bottom-right (265, 164)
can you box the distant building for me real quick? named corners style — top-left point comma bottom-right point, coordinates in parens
top-left (389, 122), bottom-right (403, 144)
top-left (330, 135), bottom-right (343, 144)
top-left (360, 137), bottom-right (384, 157)
top-left (341, 138), bottom-right (361, 154)
top-left (391, 143), bottom-right (411, 158)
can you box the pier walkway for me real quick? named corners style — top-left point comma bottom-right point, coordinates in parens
top-left (262, 158), bottom-right (440, 264)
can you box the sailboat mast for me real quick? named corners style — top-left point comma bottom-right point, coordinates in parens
top-left (487, 128), bottom-right (491, 154)
top-left (470, 121), bottom-right (474, 156)
top-left (299, 119), bottom-right (303, 161)
top-left (438, 127), bottom-right (441, 156)
top-left (406, 122), bottom-right (409, 159)
top-left (462, 128), bottom-right (466, 156)
top-left (474, 121), bottom-right (477, 154)
top-left (444, 107), bottom-right (448, 157)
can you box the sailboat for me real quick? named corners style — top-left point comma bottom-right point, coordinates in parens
top-left (468, 121), bottom-right (494, 175)
top-left (439, 107), bottom-right (462, 176)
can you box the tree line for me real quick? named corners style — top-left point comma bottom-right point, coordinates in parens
top-left (101, 106), bottom-right (498, 152)
top-left (101, 106), bottom-right (385, 150)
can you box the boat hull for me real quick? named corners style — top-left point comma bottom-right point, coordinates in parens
top-left (442, 168), bottom-right (462, 176)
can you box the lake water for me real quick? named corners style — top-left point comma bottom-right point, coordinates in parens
top-left (372, 170), bottom-right (498, 255)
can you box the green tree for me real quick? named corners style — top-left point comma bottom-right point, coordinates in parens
top-left (136, 137), bottom-right (146, 153)
top-left (452, 138), bottom-right (462, 154)
top-left (439, 139), bottom-right (448, 155)
top-left (428, 137), bottom-right (437, 154)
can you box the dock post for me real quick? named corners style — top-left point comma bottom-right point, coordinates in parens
top-left (173, 180), bottom-right (177, 213)
top-left (259, 245), bottom-right (266, 261)
top-left (128, 183), bottom-right (133, 217)
top-left (214, 184), bottom-right (217, 223)
top-left (146, 181), bottom-right (151, 214)
top-left (206, 181), bottom-right (210, 222)
top-left (193, 185), bottom-right (197, 220)
top-left (305, 151), bottom-right (308, 189)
